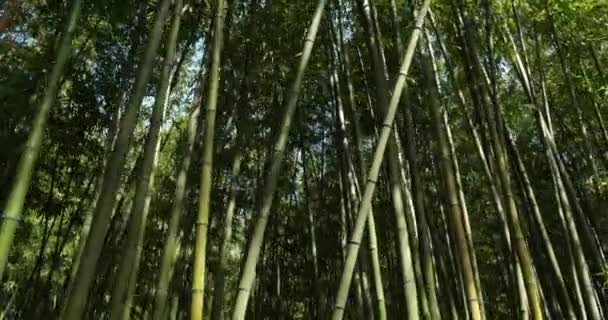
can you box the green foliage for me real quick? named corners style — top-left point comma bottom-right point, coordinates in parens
top-left (1, 0), bottom-right (608, 318)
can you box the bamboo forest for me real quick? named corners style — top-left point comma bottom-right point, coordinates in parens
top-left (1, 0), bottom-right (608, 318)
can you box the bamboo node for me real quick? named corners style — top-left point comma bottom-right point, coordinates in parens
top-left (1, 214), bottom-right (21, 224)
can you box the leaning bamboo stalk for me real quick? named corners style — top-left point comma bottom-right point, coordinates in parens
top-left (356, 0), bottom-right (420, 314)
top-left (538, 112), bottom-right (604, 320)
top-left (501, 22), bottom-right (577, 318)
top-left (331, 1), bottom-right (431, 318)
top-left (230, 1), bottom-right (328, 318)
top-left (60, 0), bottom-right (172, 318)
top-left (0, 0), bottom-right (83, 279)
top-left (108, 1), bottom-right (183, 318)
top-left (333, 8), bottom-right (388, 316)
top-left (153, 27), bottom-right (212, 320)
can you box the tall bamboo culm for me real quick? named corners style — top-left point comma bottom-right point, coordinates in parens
top-left (60, 0), bottom-right (172, 318)
top-left (0, 0), bottom-right (83, 280)
top-left (331, 1), bottom-right (431, 318)
top-left (231, 0), bottom-right (328, 318)
top-left (191, 0), bottom-right (227, 318)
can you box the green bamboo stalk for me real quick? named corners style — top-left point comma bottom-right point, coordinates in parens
top-left (0, 0), bottom-right (83, 280)
top-left (334, 3), bottom-right (387, 317)
top-left (108, 1), bottom-right (183, 318)
top-left (453, 5), bottom-right (543, 317)
top-left (500, 22), bottom-right (578, 319)
top-left (506, 128), bottom-right (576, 319)
top-left (211, 147), bottom-right (243, 320)
top-left (191, 0), bottom-right (227, 318)
top-left (60, 0), bottom-right (172, 318)
top-left (300, 145), bottom-right (322, 318)
top-left (356, 0), bottom-right (420, 314)
top-left (230, 1), bottom-right (327, 318)
top-left (152, 105), bottom-right (199, 319)
top-left (538, 112), bottom-right (603, 320)
top-left (153, 29), bottom-right (212, 320)
top-left (404, 29), bottom-right (441, 320)
top-left (331, 1), bottom-right (431, 318)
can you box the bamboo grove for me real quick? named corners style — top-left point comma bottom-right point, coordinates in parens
top-left (0, 0), bottom-right (607, 318)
